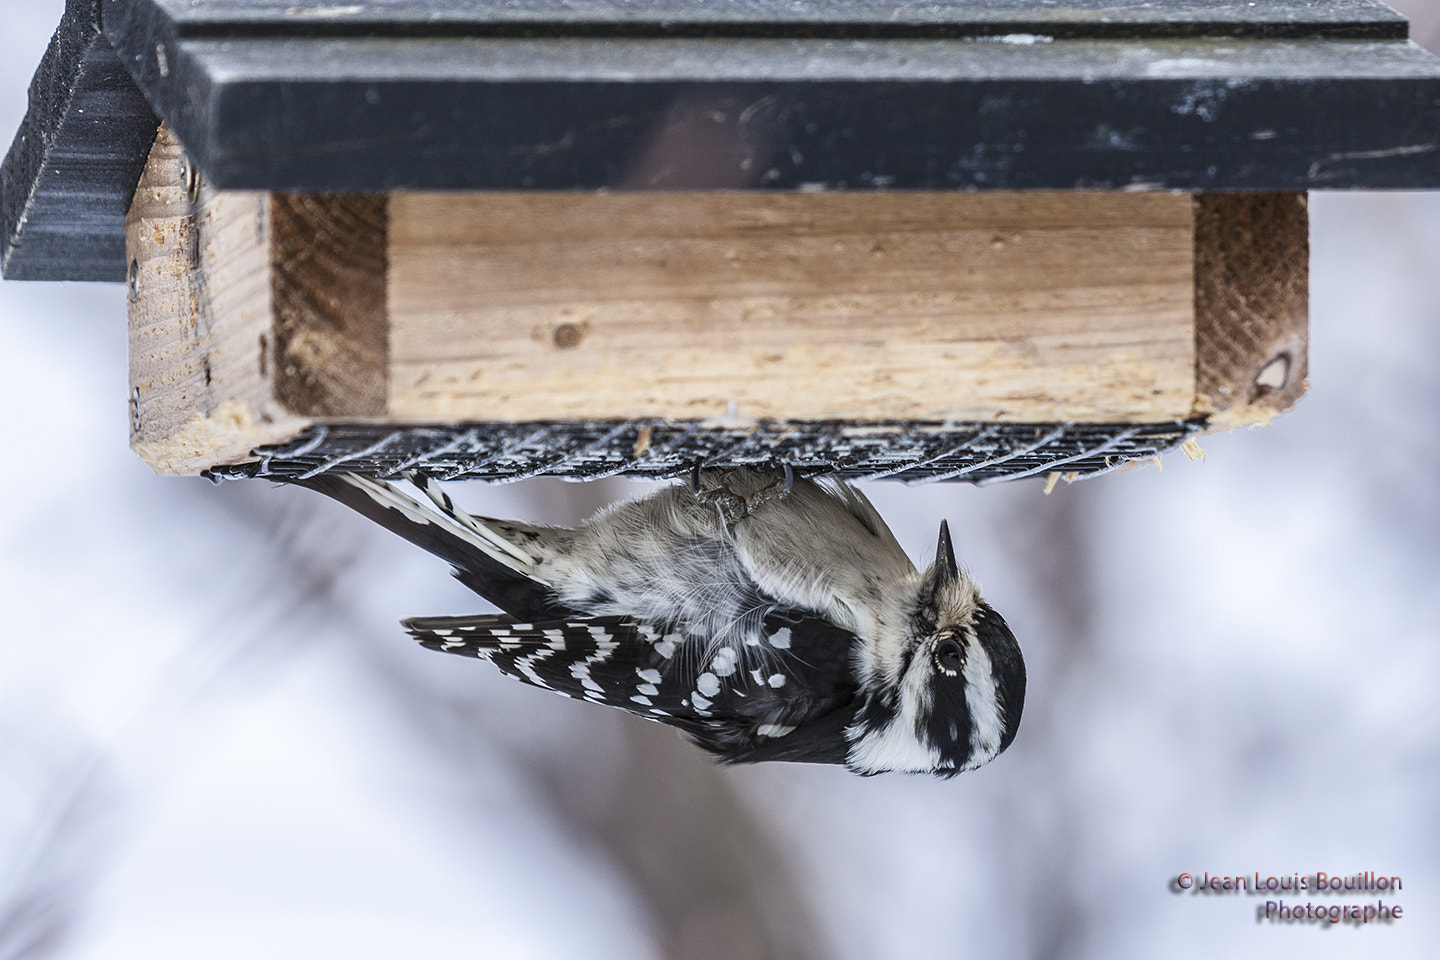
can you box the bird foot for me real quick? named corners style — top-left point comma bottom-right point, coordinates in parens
top-left (694, 465), bottom-right (795, 525)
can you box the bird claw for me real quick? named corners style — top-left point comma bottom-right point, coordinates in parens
top-left (745, 464), bottom-right (795, 511)
top-left (694, 465), bottom-right (796, 525)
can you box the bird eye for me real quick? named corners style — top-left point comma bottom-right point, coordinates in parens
top-left (936, 639), bottom-right (964, 673)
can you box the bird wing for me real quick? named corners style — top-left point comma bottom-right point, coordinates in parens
top-left (403, 609), bottom-right (860, 765)
top-left (674, 609), bottom-right (862, 765)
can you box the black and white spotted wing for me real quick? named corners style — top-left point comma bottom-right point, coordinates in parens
top-left (403, 609), bottom-right (863, 765)
top-left (404, 614), bottom-right (670, 706)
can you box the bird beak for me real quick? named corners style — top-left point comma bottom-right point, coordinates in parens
top-left (935, 520), bottom-right (958, 586)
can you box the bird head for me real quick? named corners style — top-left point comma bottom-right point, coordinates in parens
top-left (845, 520), bottom-right (1026, 776)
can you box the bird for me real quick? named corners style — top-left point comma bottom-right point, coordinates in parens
top-left (285, 467), bottom-right (1024, 776)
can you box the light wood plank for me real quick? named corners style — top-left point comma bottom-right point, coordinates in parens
top-left (388, 191), bottom-right (1197, 423)
top-left (127, 126), bottom-right (308, 474)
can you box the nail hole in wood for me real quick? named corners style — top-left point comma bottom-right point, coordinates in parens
top-left (553, 323), bottom-right (584, 349)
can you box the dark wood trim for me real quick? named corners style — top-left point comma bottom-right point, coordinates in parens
top-left (1, 0), bottom-right (158, 281)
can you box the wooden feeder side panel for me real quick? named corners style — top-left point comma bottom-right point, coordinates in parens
top-left (125, 127), bottom-right (1306, 480)
top-left (385, 190), bottom-right (1197, 424)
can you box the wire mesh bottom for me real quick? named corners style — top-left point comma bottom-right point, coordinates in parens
top-left (204, 420), bottom-right (1202, 485)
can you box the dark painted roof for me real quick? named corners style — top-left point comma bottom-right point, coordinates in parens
top-left (5, 0), bottom-right (1439, 281)
top-left (114, 0), bottom-right (1413, 39)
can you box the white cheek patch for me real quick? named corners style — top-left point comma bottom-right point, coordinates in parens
top-left (845, 711), bottom-right (942, 774)
top-left (962, 640), bottom-right (1005, 769)
top-left (845, 649), bottom-right (940, 774)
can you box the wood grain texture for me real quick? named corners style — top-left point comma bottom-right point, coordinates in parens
top-left (271, 194), bottom-right (388, 416)
top-left (1193, 192), bottom-right (1309, 427)
top-left (127, 125), bottom-right (308, 473)
top-left (388, 191), bottom-right (1197, 423)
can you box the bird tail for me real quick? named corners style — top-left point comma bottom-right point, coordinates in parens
top-left (403, 612), bottom-right (688, 718)
top-left (281, 473), bottom-right (570, 621)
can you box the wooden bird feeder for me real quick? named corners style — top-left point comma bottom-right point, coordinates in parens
top-left (5, 0), bottom-right (1440, 483)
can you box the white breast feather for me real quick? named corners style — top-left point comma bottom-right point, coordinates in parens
top-left (845, 650), bottom-right (940, 774)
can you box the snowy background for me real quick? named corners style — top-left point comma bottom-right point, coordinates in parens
top-left (2, 2), bottom-right (1438, 957)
